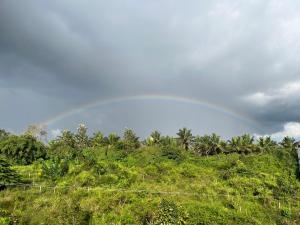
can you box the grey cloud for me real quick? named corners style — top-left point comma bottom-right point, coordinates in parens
top-left (1, 0), bottom-right (300, 136)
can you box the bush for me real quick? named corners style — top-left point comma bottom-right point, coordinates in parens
top-left (281, 208), bottom-right (292, 218)
top-left (151, 199), bottom-right (188, 225)
top-left (161, 147), bottom-right (184, 162)
top-left (41, 158), bottom-right (69, 181)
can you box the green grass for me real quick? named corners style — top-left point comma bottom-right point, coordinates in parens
top-left (1, 146), bottom-right (300, 224)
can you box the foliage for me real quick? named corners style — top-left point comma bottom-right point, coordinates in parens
top-left (1, 127), bottom-right (300, 224)
top-left (90, 132), bottom-right (106, 147)
top-left (151, 199), bottom-right (189, 225)
top-left (75, 124), bottom-right (90, 149)
top-left (193, 133), bottom-right (226, 156)
top-left (56, 129), bottom-right (76, 149)
top-left (258, 136), bottom-right (277, 152)
top-left (41, 158), bottom-right (69, 181)
top-left (147, 131), bottom-right (162, 146)
top-left (280, 136), bottom-right (296, 149)
top-left (122, 128), bottom-right (140, 152)
top-left (0, 129), bottom-right (10, 142)
top-left (176, 128), bottom-right (193, 150)
top-left (0, 134), bottom-right (46, 165)
top-left (161, 147), bottom-right (184, 162)
top-left (0, 157), bottom-right (22, 189)
top-left (0, 209), bottom-right (12, 225)
top-left (228, 134), bottom-right (258, 154)
top-left (160, 136), bottom-right (178, 148)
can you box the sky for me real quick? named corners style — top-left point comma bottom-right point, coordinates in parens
top-left (1, 0), bottom-right (300, 140)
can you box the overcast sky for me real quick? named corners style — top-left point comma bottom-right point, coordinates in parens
top-left (1, 0), bottom-right (300, 139)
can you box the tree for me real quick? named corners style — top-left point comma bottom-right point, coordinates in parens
top-left (107, 133), bottom-right (120, 148)
top-left (177, 128), bottom-right (193, 150)
top-left (150, 130), bottom-right (162, 146)
top-left (280, 136), bottom-right (296, 149)
top-left (48, 130), bottom-right (76, 159)
top-left (0, 135), bottom-right (47, 165)
top-left (75, 124), bottom-right (90, 149)
top-left (0, 157), bottom-right (22, 189)
top-left (90, 131), bottom-right (106, 147)
top-left (193, 133), bottom-right (226, 156)
top-left (160, 136), bottom-right (178, 148)
top-left (228, 134), bottom-right (257, 154)
top-left (25, 124), bottom-right (48, 142)
top-left (57, 130), bottom-right (76, 148)
top-left (122, 128), bottom-right (140, 152)
top-left (258, 136), bottom-right (277, 152)
top-left (0, 129), bottom-right (10, 142)
top-left (104, 133), bottom-right (120, 156)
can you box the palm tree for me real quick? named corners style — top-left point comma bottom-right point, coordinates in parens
top-left (193, 133), bottom-right (226, 156)
top-left (258, 136), bottom-right (277, 152)
top-left (209, 133), bottom-right (226, 155)
top-left (107, 133), bottom-right (120, 148)
top-left (105, 133), bottom-right (120, 157)
top-left (228, 134), bottom-right (256, 154)
top-left (91, 132), bottom-right (106, 147)
top-left (280, 136), bottom-right (296, 149)
top-left (150, 130), bottom-right (161, 146)
top-left (193, 135), bottom-right (209, 155)
top-left (160, 135), bottom-right (177, 148)
top-left (177, 128), bottom-right (193, 150)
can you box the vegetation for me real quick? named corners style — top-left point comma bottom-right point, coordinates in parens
top-left (0, 157), bottom-right (22, 190)
top-left (0, 125), bottom-right (299, 224)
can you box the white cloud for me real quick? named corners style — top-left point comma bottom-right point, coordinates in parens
top-left (245, 80), bottom-right (300, 106)
top-left (255, 122), bottom-right (300, 141)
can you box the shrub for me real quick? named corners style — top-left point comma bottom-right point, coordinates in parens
top-left (41, 158), bottom-right (69, 181)
top-left (161, 147), bottom-right (184, 162)
top-left (151, 199), bottom-right (188, 225)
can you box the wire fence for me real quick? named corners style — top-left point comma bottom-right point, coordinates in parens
top-left (2, 183), bottom-right (300, 215)
top-left (3, 182), bottom-right (300, 201)
top-left (3, 169), bottom-right (300, 212)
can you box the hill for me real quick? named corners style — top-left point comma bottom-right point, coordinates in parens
top-left (0, 127), bottom-right (300, 224)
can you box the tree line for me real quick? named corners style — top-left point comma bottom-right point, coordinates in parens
top-left (0, 125), bottom-right (298, 165)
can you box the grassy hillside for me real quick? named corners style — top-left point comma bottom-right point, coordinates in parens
top-left (1, 145), bottom-right (300, 225)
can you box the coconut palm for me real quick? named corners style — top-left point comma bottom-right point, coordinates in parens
top-left (91, 131), bottom-right (106, 147)
top-left (280, 136), bottom-right (296, 149)
top-left (193, 133), bottom-right (226, 156)
top-left (105, 133), bottom-right (120, 157)
top-left (177, 128), bottom-right (193, 150)
top-left (258, 136), bottom-right (277, 152)
top-left (150, 130), bottom-right (161, 145)
top-left (107, 133), bottom-right (120, 148)
top-left (228, 134), bottom-right (256, 154)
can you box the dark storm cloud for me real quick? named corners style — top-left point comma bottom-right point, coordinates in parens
top-left (1, 0), bottom-right (300, 136)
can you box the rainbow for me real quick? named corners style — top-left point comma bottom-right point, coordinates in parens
top-left (40, 94), bottom-right (263, 131)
